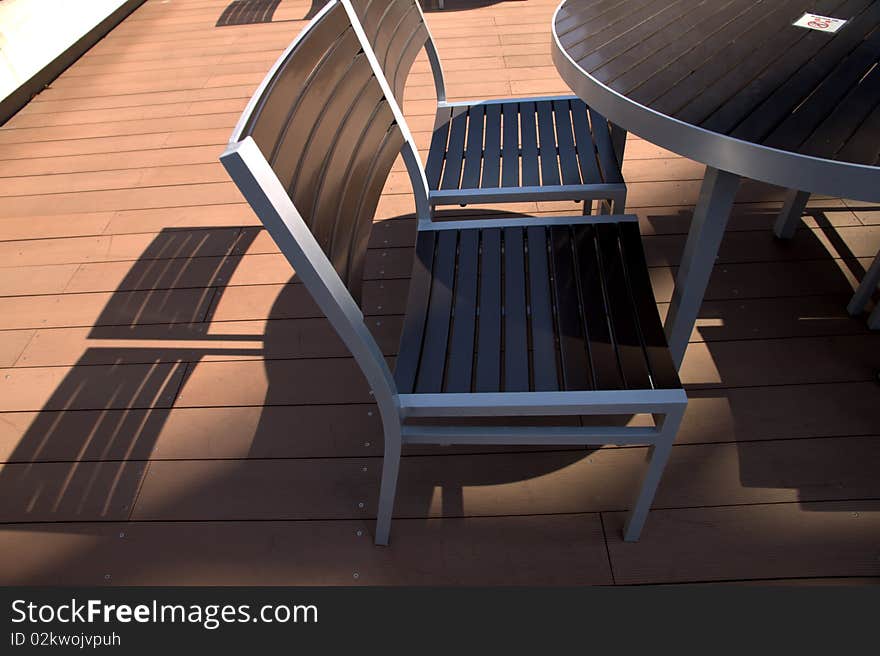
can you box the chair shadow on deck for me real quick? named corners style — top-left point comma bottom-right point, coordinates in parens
top-left (2, 202), bottom-right (878, 583)
top-left (0, 216), bottom-right (598, 551)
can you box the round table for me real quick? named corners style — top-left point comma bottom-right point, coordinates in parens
top-left (552, 0), bottom-right (880, 364)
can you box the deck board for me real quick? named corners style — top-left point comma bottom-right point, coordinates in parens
top-left (0, 0), bottom-right (878, 586)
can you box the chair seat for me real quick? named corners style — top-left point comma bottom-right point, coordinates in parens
top-left (424, 97), bottom-right (625, 204)
top-left (394, 218), bottom-right (681, 396)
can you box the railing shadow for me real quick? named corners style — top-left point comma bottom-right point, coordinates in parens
top-left (0, 227), bottom-right (260, 523)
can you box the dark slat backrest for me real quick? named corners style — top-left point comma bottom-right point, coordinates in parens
top-left (349, 0), bottom-right (431, 105)
top-left (233, 2), bottom-right (405, 301)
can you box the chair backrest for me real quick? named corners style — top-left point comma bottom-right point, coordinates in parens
top-left (347, 0), bottom-right (446, 105)
top-left (220, 0), bottom-right (403, 411)
top-left (228, 0), bottom-right (405, 298)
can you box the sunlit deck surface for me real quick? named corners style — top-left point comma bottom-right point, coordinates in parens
top-left (1, 0), bottom-right (879, 586)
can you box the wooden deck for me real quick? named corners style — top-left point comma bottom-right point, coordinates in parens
top-left (1, 0), bottom-right (879, 586)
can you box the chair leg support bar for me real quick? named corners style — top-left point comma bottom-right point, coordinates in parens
top-left (623, 406), bottom-right (685, 541)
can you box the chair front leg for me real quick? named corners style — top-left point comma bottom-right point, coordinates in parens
top-left (375, 419), bottom-right (403, 546)
top-left (623, 406), bottom-right (685, 542)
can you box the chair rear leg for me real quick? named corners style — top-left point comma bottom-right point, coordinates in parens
top-left (623, 406), bottom-right (685, 542)
top-left (375, 421), bottom-right (403, 546)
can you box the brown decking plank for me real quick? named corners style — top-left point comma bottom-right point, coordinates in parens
top-left (12, 316), bottom-right (402, 368)
top-left (606, 501), bottom-right (880, 584)
top-left (3, 435), bottom-right (872, 522)
top-left (3, 293), bottom-right (870, 368)
top-left (0, 114), bottom-right (238, 145)
top-left (0, 145), bottom-right (230, 179)
top-left (0, 330), bottom-right (35, 367)
top-left (0, 253), bottom-right (875, 328)
top-left (0, 129), bottom-right (231, 161)
top-left (0, 516), bottom-right (611, 585)
top-left (1, 405), bottom-right (385, 464)
top-left (0, 461), bottom-right (147, 522)
top-left (3, 332), bottom-right (876, 414)
top-left (4, 380), bottom-right (878, 464)
top-left (0, 165), bottom-right (228, 198)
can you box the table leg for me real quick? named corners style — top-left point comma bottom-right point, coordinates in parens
top-left (664, 167), bottom-right (740, 368)
top-left (847, 251), bottom-right (880, 318)
top-left (772, 189), bottom-right (810, 239)
top-left (599, 123), bottom-right (628, 215)
top-left (610, 123), bottom-right (627, 166)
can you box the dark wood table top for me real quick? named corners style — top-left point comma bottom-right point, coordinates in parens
top-left (552, 0), bottom-right (880, 199)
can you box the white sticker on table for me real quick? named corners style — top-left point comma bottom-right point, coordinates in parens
top-left (793, 13), bottom-right (847, 32)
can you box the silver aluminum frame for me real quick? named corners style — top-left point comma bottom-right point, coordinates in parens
top-left (342, 0), bottom-right (628, 226)
top-left (551, 0), bottom-right (880, 362)
top-left (221, 0), bottom-right (688, 547)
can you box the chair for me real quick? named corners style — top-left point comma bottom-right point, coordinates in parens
top-left (774, 190), bottom-right (879, 329)
top-left (220, 0), bottom-right (687, 545)
top-left (344, 0), bottom-right (628, 221)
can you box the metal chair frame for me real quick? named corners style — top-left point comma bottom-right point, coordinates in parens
top-left (221, 0), bottom-right (687, 546)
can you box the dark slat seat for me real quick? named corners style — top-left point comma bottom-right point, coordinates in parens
top-left (395, 220), bottom-right (679, 395)
top-left (427, 99), bottom-right (625, 202)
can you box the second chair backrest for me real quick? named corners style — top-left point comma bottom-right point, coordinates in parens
top-left (347, 0), bottom-right (446, 105)
top-left (220, 0), bottom-right (406, 418)
top-left (229, 0), bottom-right (405, 299)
